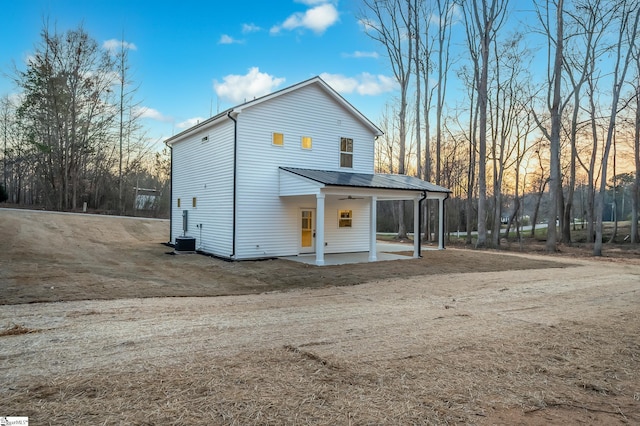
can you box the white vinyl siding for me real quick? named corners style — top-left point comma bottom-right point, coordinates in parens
top-left (234, 84), bottom-right (375, 259)
top-left (324, 198), bottom-right (369, 253)
top-left (171, 120), bottom-right (234, 257)
top-left (279, 169), bottom-right (323, 196)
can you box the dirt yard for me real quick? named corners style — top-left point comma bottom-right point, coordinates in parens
top-left (1, 208), bottom-right (639, 425)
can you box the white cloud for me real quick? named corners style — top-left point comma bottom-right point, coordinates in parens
top-left (271, 3), bottom-right (339, 35)
top-left (218, 34), bottom-right (243, 45)
top-left (342, 51), bottom-right (380, 59)
top-left (213, 67), bottom-right (286, 104)
top-left (103, 39), bottom-right (137, 52)
top-left (242, 23), bottom-right (261, 34)
top-left (429, 3), bottom-right (462, 27)
top-left (176, 117), bottom-right (206, 129)
top-left (134, 106), bottom-right (172, 122)
top-left (320, 72), bottom-right (397, 96)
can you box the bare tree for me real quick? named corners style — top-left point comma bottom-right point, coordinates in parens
top-left (0, 95), bottom-right (32, 204)
top-left (531, 0), bottom-right (564, 251)
top-left (488, 33), bottom-right (530, 246)
top-left (361, 0), bottom-right (414, 238)
top-left (530, 141), bottom-right (549, 236)
top-left (632, 46), bottom-right (640, 243)
top-left (17, 24), bottom-right (116, 210)
top-left (504, 108), bottom-right (536, 241)
top-left (428, 0), bottom-right (455, 241)
top-left (412, 0), bottom-right (423, 180)
top-left (458, 36), bottom-right (480, 245)
top-left (110, 35), bottom-right (147, 215)
top-left (376, 102), bottom-right (400, 174)
top-left (594, 1), bottom-right (640, 256)
top-left (435, 0), bottom-right (454, 187)
top-left (580, 64), bottom-right (602, 243)
top-left (1, 96), bottom-right (10, 194)
top-left (562, 0), bottom-right (616, 244)
top-left (419, 1), bottom-right (436, 240)
top-left (462, 0), bottom-right (509, 248)
top-left (545, 0), bottom-right (564, 252)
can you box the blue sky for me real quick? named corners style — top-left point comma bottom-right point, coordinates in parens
top-left (0, 0), bottom-right (397, 146)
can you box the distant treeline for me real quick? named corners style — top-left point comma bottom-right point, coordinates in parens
top-left (1, 24), bottom-right (169, 217)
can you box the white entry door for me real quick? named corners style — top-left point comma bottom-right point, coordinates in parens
top-left (300, 209), bottom-right (316, 253)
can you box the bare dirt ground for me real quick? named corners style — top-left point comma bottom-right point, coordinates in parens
top-left (1, 208), bottom-right (639, 425)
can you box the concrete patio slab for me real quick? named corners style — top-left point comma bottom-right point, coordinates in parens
top-left (281, 242), bottom-right (438, 266)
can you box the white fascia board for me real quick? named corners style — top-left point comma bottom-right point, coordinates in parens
top-left (164, 110), bottom-right (233, 147)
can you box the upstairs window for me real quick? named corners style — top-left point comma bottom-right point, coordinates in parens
top-left (340, 137), bottom-right (353, 168)
top-left (273, 132), bottom-right (284, 146)
top-left (301, 136), bottom-right (312, 150)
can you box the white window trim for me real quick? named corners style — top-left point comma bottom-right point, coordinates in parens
top-left (338, 209), bottom-right (353, 228)
top-left (340, 137), bottom-right (353, 168)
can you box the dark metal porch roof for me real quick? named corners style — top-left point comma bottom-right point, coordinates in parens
top-left (279, 167), bottom-right (451, 193)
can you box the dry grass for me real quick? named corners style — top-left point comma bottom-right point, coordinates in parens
top-left (3, 313), bottom-right (637, 425)
top-left (0, 324), bottom-right (38, 337)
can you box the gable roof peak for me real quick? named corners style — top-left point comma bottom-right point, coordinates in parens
top-left (165, 75), bottom-right (382, 146)
top-left (231, 76), bottom-right (381, 135)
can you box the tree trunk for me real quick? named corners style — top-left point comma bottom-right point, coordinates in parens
top-left (475, 2), bottom-right (490, 248)
top-left (608, 140), bottom-right (618, 243)
top-left (632, 133), bottom-right (640, 244)
top-left (546, 0), bottom-right (563, 252)
top-left (631, 55), bottom-right (640, 243)
top-left (397, 200), bottom-right (407, 238)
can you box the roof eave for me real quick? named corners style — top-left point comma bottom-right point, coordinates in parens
top-left (164, 108), bottom-right (233, 146)
top-left (279, 167), bottom-right (452, 194)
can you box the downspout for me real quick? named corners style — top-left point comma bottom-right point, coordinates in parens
top-left (227, 110), bottom-right (238, 259)
top-left (418, 191), bottom-right (427, 257)
top-left (167, 142), bottom-right (173, 245)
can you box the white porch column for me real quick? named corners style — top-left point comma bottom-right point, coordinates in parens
top-left (316, 193), bottom-right (325, 266)
top-left (369, 195), bottom-right (377, 262)
top-left (438, 196), bottom-right (445, 250)
top-left (413, 196), bottom-right (420, 258)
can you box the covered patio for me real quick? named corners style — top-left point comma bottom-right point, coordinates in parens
top-left (281, 242), bottom-right (439, 265)
top-left (279, 167), bottom-right (451, 266)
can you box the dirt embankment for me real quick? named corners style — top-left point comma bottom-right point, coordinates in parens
top-left (0, 208), bottom-right (576, 305)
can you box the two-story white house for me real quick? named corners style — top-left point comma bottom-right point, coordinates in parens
top-left (166, 76), bottom-right (450, 265)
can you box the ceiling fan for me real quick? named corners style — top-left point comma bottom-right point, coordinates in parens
top-left (339, 195), bottom-right (364, 200)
